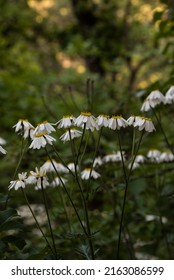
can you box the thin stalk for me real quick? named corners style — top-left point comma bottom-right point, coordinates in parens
top-left (40, 179), bottom-right (58, 259)
top-left (153, 109), bottom-right (174, 154)
top-left (75, 123), bottom-right (86, 167)
top-left (21, 188), bottom-right (55, 257)
top-left (5, 139), bottom-right (28, 209)
top-left (69, 131), bottom-right (95, 259)
top-left (45, 148), bottom-right (87, 236)
top-left (45, 148), bottom-right (71, 231)
top-left (86, 128), bottom-right (103, 200)
top-left (131, 128), bottom-right (136, 159)
top-left (117, 130), bottom-right (144, 259)
top-left (52, 144), bottom-right (75, 177)
top-left (155, 169), bottom-right (172, 259)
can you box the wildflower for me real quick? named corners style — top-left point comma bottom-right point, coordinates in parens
top-left (29, 132), bottom-right (56, 149)
top-left (128, 155), bottom-right (145, 170)
top-left (141, 90), bottom-right (165, 112)
top-left (51, 177), bottom-right (66, 187)
top-left (164, 86), bottom-right (174, 104)
top-left (103, 151), bottom-right (126, 163)
top-left (67, 162), bottom-right (78, 172)
top-left (74, 112), bottom-right (98, 131)
top-left (96, 114), bottom-right (109, 128)
top-left (108, 115), bottom-right (128, 130)
top-left (0, 145), bottom-right (7, 154)
top-left (27, 167), bottom-right (49, 189)
top-left (41, 159), bottom-right (68, 173)
top-left (93, 156), bottom-right (103, 167)
top-left (145, 214), bottom-right (167, 223)
top-left (60, 128), bottom-right (82, 142)
top-left (41, 159), bottom-right (59, 172)
top-left (134, 117), bottom-right (155, 133)
top-left (127, 116), bottom-right (137, 126)
top-left (23, 127), bottom-right (35, 139)
top-left (147, 149), bottom-right (161, 163)
top-left (81, 168), bottom-right (101, 180)
top-left (13, 119), bottom-right (34, 139)
top-left (0, 137), bottom-right (6, 145)
top-left (34, 121), bottom-right (56, 135)
top-left (134, 155), bottom-right (145, 163)
top-left (159, 152), bottom-right (174, 162)
top-left (56, 115), bottom-right (75, 129)
top-left (8, 172), bottom-right (27, 191)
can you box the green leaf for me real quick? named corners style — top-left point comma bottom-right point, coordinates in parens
top-left (0, 208), bottom-right (25, 232)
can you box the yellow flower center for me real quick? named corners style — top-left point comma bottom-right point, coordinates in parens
top-left (81, 112), bottom-right (92, 117)
top-left (19, 119), bottom-right (28, 122)
top-left (37, 120), bottom-right (48, 126)
top-left (99, 114), bottom-right (109, 118)
top-left (141, 117), bottom-right (152, 121)
top-left (35, 132), bottom-right (47, 137)
top-left (111, 115), bottom-right (122, 119)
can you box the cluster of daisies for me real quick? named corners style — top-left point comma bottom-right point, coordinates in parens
top-left (8, 161), bottom-right (101, 191)
top-left (141, 86), bottom-right (174, 112)
top-left (5, 86), bottom-right (174, 191)
top-left (8, 147), bottom-right (174, 191)
top-left (11, 112), bottom-right (156, 151)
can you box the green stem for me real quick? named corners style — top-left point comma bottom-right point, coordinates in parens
top-left (45, 148), bottom-right (88, 236)
top-left (153, 109), bottom-right (174, 154)
top-left (45, 148), bottom-right (71, 231)
top-left (5, 139), bottom-right (28, 209)
top-left (155, 168), bottom-right (172, 259)
top-left (69, 131), bottom-right (95, 259)
top-left (75, 123), bottom-right (86, 167)
top-left (117, 130), bottom-right (144, 259)
top-left (40, 179), bottom-right (58, 259)
top-left (86, 128), bottom-right (103, 200)
top-left (21, 188), bottom-right (55, 257)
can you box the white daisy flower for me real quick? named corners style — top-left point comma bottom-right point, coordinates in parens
top-left (23, 127), bottom-right (35, 139)
top-left (134, 117), bottom-right (155, 133)
top-left (164, 86), bottom-right (174, 104)
top-left (56, 115), bottom-right (75, 129)
top-left (134, 155), bottom-right (145, 163)
top-left (0, 137), bottom-right (6, 145)
top-left (96, 114), bottom-right (109, 128)
top-left (74, 112), bottom-right (98, 131)
top-left (147, 149), bottom-right (161, 163)
top-left (27, 167), bottom-right (49, 189)
top-left (29, 132), bottom-right (56, 149)
top-left (59, 128), bottom-right (82, 142)
top-left (67, 162), bottom-right (78, 172)
top-left (41, 159), bottom-right (58, 172)
top-left (51, 177), bottom-right (66, 187)
top-left (127, 116), bottom-right (137, 126)
top-left (33, 121), bottom-right (56, 135)
top-left (13, 119), bottom-right (34, 136)
top-left (93, 156), bottom-right (103, 167)
top-left (128, 155), bottom-right (145, 170)
top-left (159, 152), bottom-right (174, 162)
top-left (128, 161), bottom-right (140, 170)
top-left (141, 90), bottom-right (165, 112)
top-left (81, 168), bottom-right (101, 180)
top-left (41, 159), bottom-right (68, 173)
top-left (103, 151), bottom-right (126, 163)
top-left (108, 115), bottom-right (128, 130)
top-left (8, 172), bottom-right (27, 191)
top-left (0, 145), bottom-right (7, 154)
